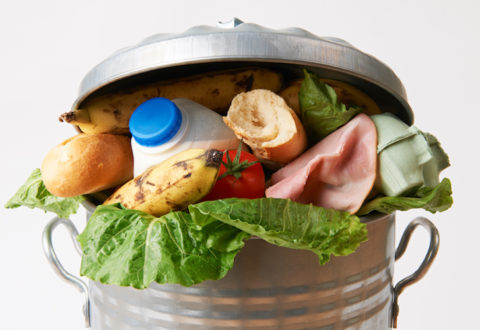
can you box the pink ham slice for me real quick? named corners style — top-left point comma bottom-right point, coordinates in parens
top-left (266, 113), bottom-right (377, 214)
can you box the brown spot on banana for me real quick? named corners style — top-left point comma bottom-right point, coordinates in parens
top-left (135, 191), bottom-right (145, 202)
top-left (235, 74), bottom-right (254, 91)
top-left (173, 161), bottom-right (189, 171)
top-left (134, 177), bottom-right (144, 187)
top-left (134, 168), bottom-right (154, 187)
top-left (155, 174), bottom-right (191, 195)
top-left (113, 109), bottom-right (122, 120)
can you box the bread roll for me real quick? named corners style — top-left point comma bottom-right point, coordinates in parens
top-left (279, 79), bottom-right (302, 115)
top-left (223, 89), bottom-right (307, 165)
top-left (41, 134), bottom-right (133, 197)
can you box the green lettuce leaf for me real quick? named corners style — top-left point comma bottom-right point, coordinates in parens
top-left (299, 69), bottom-right (360, 142)
top-left (190, 198), bottom-right (368, 264)
top-left (77, 204), bottom-right (249, 289)
top-left (77, 199), bottom-right (368, 288)
top-left (357, 178), bottom-right (453, 216)
top-left (5, 168), bottom-right (84, 218)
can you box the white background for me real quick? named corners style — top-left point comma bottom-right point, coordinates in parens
top-left (1, 0), bottom-right (478, 329)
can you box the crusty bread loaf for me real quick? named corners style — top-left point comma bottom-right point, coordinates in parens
top-left (41, 133), bottom-right (133, 197)
top-left (223, 89), bottom-right (307, 165)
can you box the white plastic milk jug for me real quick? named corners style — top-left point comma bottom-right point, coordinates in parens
top-left (129, 97), bottom-right (240, 176)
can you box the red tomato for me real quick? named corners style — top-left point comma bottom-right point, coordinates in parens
top-left (203, 148), bottom-right (265, 200)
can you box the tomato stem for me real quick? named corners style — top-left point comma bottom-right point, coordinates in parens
top-left (218, 142), bottom-right (258, 180)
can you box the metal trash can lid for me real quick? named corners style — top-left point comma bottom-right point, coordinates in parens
top-left (73, 18), bottom-right (413, 124)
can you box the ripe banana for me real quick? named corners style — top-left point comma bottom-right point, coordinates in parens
top-left (60, 67), bottom-right (283, 135)
top-left (104, 149), bottom-right (223, 216)
top-left (279, 78), bottom-right (382, 115)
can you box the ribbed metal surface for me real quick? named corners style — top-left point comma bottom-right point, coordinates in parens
top-left (89, 213), bottom-right (395, 330)
top-left (72, 20), bottom-right (413, 125)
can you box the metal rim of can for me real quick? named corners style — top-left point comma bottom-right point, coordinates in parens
top-left (72, 19), bottom-right (414, 125)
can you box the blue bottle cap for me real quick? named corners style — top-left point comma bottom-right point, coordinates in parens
top-left (129, 97), bottom-right (182, 147)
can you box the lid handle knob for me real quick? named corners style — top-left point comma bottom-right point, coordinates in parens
top-left (217, 17), bottom-right (244, 29)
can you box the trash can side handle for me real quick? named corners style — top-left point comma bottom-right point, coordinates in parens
top-left (42, 217), bottom-right (91, 328)
top-left (391, 216), bottom-right (440, 328)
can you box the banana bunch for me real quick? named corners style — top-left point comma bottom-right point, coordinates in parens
top-left (60, 67), bottom-right (283, 135)
top-left (104, 148), bottom-right (223, 216)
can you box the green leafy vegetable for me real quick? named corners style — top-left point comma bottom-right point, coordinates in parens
top-left (190, 198), bottom-right (368, 264)
top-left (77, 204), bottom-right (249, 289)
top-left (357, 178), bottom-right (453, 216)
top-left (299, 69), bottom-right (360, 142)
top-left (77, 199), bottom-right (368, 288)
top-left (5, 168), bottom-right (84, 218)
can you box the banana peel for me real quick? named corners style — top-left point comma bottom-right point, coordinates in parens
top-left (104, 148), bottom-right (223, 216)
top-left (60, 67), bottom-right (283, 135)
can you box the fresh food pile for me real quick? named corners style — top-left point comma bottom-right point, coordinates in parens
top-left (6, 67), bottom-right (453, 289)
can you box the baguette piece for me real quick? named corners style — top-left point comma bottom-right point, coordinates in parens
top-left (41, 133), bottom-right (133, 197)
top-left (223, 89), bottom-right (307, 165)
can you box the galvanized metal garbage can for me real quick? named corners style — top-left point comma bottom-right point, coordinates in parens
top-left (42, 19), bottom-right (440, 330)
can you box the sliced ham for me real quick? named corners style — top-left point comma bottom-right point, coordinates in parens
top-left (265, 113), bottom-right (377, 214)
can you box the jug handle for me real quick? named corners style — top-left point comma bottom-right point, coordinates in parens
top-left (391, 216), bottom-right (440, 328)
top-left (42, 216), bottom-right (90, 328)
